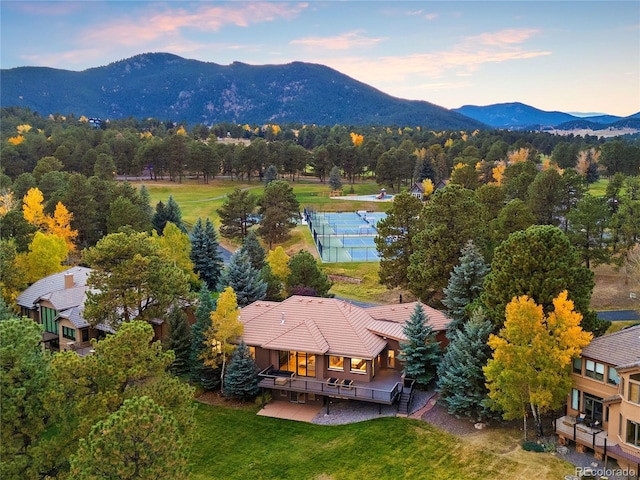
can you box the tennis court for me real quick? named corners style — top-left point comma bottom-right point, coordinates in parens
top-left (303, 209), bottom-right (385, 263)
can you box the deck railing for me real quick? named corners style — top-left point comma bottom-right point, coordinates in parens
top-left (258, 365), bottom-right (402, 405)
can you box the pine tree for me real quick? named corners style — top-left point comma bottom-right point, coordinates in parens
top-left (152, 200), bottom-right (167, 234)
top-left (190, 217), bottom-right (223, 290)
top-left (260, 263), bottom-right (284, 301)
top-left (437, 308), bottom-right (497, 421)
top-left (442, 240), bottom-right (489, 335)
top-left (328, 165), bottom-right (342, 191)
top-left (164, 196), bottom-right (186, 233)
top-left (399, 303), bottom-right (441, 388)
top-left (264, 164), bottom-right (278, 185)
top-left (239, 230), bottom-right (265, 271)
top-left (190, 285), bottom-right (220, 390)
top-left (218, 250), bottom-right (266, 307)
top-left (417, 158), bottom-right (436, 183)
top-left (165, 305), bottom-right (191, 377)
top-left (223, 341), bottom-right (260, 400)
top-left (153, 196), bottom-right (186, 234)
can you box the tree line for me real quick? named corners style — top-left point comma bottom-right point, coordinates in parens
top-left (2, 107), bottom-right (639, 188)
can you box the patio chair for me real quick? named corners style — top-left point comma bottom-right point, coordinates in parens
top-left (327, 377), bottom-right (341, 388)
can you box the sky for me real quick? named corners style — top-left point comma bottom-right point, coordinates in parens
top-left (1, 1), bottom-right (639, 117)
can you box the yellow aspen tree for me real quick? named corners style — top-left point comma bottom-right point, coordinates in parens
top-left (22, 187), bottom-right (48, 229)
top-left (491, 162), bottom-right (506, 186)
top-left (8, 135), bottom-right (24, 145)
top-left (206, 287), bottom-right (243, 391)
top-left (17, 232), bottom-right (68, 283)
top-left (16, 124), bottom-right (32, 134)
top-left (176, 125), bottom-right (187, 136)
top-left (484, 292), bottom-right (592, 440)
top-left (266, 246), bottom-right (291, 282)
top-left (350, 132), bottom-right (364, 147)
top-left (0, 191), bottom-right (15, 216)
top-left (421, 179), bottom-right (434, 198)
top-left (47, 202), bottom-right (78, 252)
top-left (507, 147), bottom-right (529, 164)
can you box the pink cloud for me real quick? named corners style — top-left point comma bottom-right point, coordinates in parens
top-left (80, 2), bottom-right (308, 46)
top-left (290, 31), bottom-right (384, 50)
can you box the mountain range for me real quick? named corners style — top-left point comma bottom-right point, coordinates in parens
top-left (1, 53), bottom-right (638, 132)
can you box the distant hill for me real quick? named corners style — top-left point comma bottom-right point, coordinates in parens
top-left (0, 53), bottom-right (484, 129)
top-left (453, 102), bottom-right (638, 130)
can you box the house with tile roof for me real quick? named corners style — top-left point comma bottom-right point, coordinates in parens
top-left (240, 296), bottom-right (450, 411)
top-left (16, 266), bottom-right (113, 355)
top-left (555, 325), bottom-right (640, 472)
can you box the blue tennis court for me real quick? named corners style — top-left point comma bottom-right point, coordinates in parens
top-left (304, 209), bottom-right (385, 263)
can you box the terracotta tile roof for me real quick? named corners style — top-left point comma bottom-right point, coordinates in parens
top-left (240, 297), bottom-right (450, 358)
top-left (581, 325), bottom-right (640, 366)
top-left (366, 301), bottom-right (451, 332)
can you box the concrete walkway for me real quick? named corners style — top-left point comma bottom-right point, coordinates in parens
top-left (257, 401), bottom-right (322, 422)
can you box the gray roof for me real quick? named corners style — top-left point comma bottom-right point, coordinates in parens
top-left (16, 266), bottom-right (92, 309)
top-left (581, 325), bottom-right (640, 367)
top-left (40, 286), bottom-right (89, 312)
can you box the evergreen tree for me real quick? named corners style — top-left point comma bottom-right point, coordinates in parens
top-left (190, 285), bottom-right (220, 390)
top-left (437, 308), bottom-right (497, 421)
top-left (190, 217), bottom-right (223, 290)
top-left (165, 305), bottom-right (191, 377)
top-left (0, 296), bottom-right (16, 320)
top-left (328, 165), bottom-right (342, 191)
top-left (153, 196), bottom-right (185, 234)
top-left (442, 240), bottom-right (489, 335)
top-left (417, 158), bottom-right (437, 183)
top-left (399, 303), bottom-right (440, 388)
top-left (217, 187), bottom-right (258, 239)
top-left (223, 341), bottom-right (260, 400)
top-left (137, 185), bottom-right (154, 222)
top-left (218, 250), bottom-right (266, 307)
top-left (239, 230), bottom-right (265, 271)
top-left (286, 250), bottom-right (332, 297)
top-left (152, 200), bottom-right (167, 234)
top-left (164, 196), bottom-right (186, 233)
top-left (264, 164), bottom-right (278, 185)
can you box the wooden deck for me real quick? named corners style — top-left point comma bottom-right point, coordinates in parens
top-left (258, 366), bottom-right (403, 405)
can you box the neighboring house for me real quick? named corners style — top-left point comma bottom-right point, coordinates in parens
top-left (555, 325), bottom-right (640, 472)
top-left (16, 266), bottom-right (111, 355)
top-left (408, 180), bottom-right (447, 200)
top-left (239, 295), bottom-right (450, 412)
top-left (15, 266), bottom-right (177, 353)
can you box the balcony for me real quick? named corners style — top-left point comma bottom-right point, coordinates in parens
top-left (555, 415), bottom-right (612, 461)
top-left (258, 366), bottom-right (403, 405)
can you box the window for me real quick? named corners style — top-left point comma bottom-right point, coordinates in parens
top-left (572, 357), bottom-right (582, 374)
top-left (249, 346), bottom-right (256, 359)
top-left (627, 420), bottom-right (640, 447)
top-left (278, 351), bottom-right (315, 377)
top-left (62, 326), bottom-right (75, 340)
top-left (585, 360), bottom-right (605, 381)
top-left (41, 307), bottom-right (58, 334)
top-left (607, 367), bottom-right (619, 386)
top-left (629, 381), bottom-right (640, 405)
top-left (388, 350), bottom-right (395, 368)
top-left (328, 356), bottom-right (344, 371)
top-left (81, 329), bottom-right (89, 342)
top-left (350, 358), bottom-right (367, 374)
top-left (571, 388), bottom-right (580, 411)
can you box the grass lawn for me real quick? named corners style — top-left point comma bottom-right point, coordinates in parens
top-left (588, 178), bottom-right (609, 197)
top-left (189, 402), bottom-right (574, 480)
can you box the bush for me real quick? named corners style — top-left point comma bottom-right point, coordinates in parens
top-left (521, 441), bottom-right (545, 453)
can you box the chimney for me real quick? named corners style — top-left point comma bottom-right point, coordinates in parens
top-left (64, 273), bottom-right (74, 289)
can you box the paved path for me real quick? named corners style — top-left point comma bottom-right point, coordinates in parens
top-left (409, 392), bottom-right (439, 419)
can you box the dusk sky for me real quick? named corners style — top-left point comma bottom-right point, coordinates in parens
top-left (1, 1), bottom-right (639, 117)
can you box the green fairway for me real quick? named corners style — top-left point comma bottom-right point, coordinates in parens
top-left (587, 178), bottom-right (609, 197)
top-left (189, 402), bottom-right (574, 480)
top-left (139, 179), bottom-right (390, 227)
